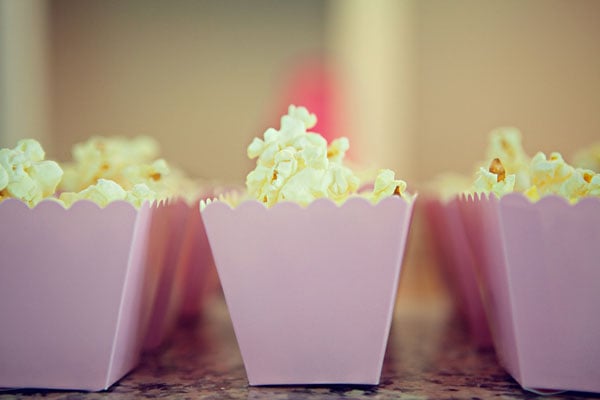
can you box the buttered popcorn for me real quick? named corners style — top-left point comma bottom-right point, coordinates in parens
top-left (1, 136), bottom-right (186, 208)
top-left (485, 128), bottom-right (531, 191)
top-left (0, 139), bottom-right (63, 207)
top-left (526, 152), bottom-right (600, 203)
top-left (60, 136), bottom-right (167, 192)
top-left (243, 105), bottom-right (410, 207)
top-left (59, 136), bottom-right (175, 204)
top-left (470, 129), bottom-right (600, 203)
top-left (472, 158), bottom-right (516, 197)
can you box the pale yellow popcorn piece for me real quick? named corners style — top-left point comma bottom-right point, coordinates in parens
top-left (327, 137), bottom-right (350, 164)
top-left (0, 165), bottom-right (8, 192)
top-left (59, 179), bottom-right (127, 207)
top-left (125, 183), bottom-right (157, 208)
top-left (588, 173), bottom-right (600, 197)
top-left (324, 164), bottom-right (360, 202)
top-left (0, 139), bottom-right (63, 207)
top-left (245, 106), bottom-right (362, 206)
top-left (524, 153), bottom-right (599, 202)
top-left (122, 158), bottom-right (170, 190)
top-left (557, 168), bottom-right (600, 202)
top-left (529, 152), bottom-right (573, 196)
top-left (485, 127), bottom-right (531, 191)
top-left (241, 106), bottom-right (410, 207)
top-left (15, 139), bottom-right (45, 162)
top-left (60, 136), bottom-right (163, 192)
top-left (524, 185), bottom-right (540, 202)
top-left (472, 158), bottom-right (516, 197)
top-left (277, 167), bottom-right (327, 206)
top-left (371, 169), bottom-right (409, 203)
top-left (286, 104), bottom-right (317, 130)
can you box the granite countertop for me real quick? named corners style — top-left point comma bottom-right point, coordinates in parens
top-left (2, 297), bottom-right (599, 400)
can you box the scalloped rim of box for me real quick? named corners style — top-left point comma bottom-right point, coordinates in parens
top-left (458, 191), bottom-right (600, 209)
top-left (0, 196), bottom-right (184, 211)
top-left (200, 194), bottom-right (416, 214)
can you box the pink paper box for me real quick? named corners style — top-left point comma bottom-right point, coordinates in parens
top-left (201, 196), bottom-right (414, 385)
top-left (143, 199), bottom-right (190, 351)
top-left (179, 198), bottom-right (218, 320)
top-left (423, 197), bottom-right (492, 348)
top-left (458, 193), bottom-right (600, 393)
top-left (0, 199), bottom-right (168, 391)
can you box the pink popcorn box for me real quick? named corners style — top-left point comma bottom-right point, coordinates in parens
top-left (201, 196), bottom-right (415, 385)
top-left (0, 198), bottom-right (169, 391)
top-left (422, 197), bottom-right (492, 348)
top-left (458, 193), bottom-right (600, 393)
top-left (179, 198), bottom-right (218, 320)
top-left (143, 198), bottom-right (190, 351)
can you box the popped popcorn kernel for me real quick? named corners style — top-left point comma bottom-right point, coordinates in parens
top-left (327, 137), bottom-right (350, 164)
top-left (287, 104), bottom-right (317, 130)
top-left (371, 169), bottom-right (408, 203)
top-left (235, 106), bottom-right (411, 208)
top-left (59, 136), bottom-right (180, 206)
top-left (472, 158), bottom-right (516, 197)
top-left (59, 136), bottom-right (166, 193)
top-left (488, 158), bottom-right (506, 182)
top-left (15, 139), bottom-right (45, 162)
top-left (0, 139), bottom-right (63, 207)
top-left (245, 105), bottom-right (359, 207)
top-left (0, 165), bottom-right (8, 192)
top-left (524, 185), bottom-right (540, 202)
top-left (485, 128), bottom-right (531, 191)
top-left (126, 183), bottom-right (157, 208)
top-left (469, 129), bottom-right (600, 203)
top-left (529, 152), bottom-right (574, 197)
top-left (59, 179), bottom-right (127, 208)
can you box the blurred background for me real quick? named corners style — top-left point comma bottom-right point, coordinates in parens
top-left (1, 0), bottom-right (599, 305)
top-left (2, 0), bottom-right (599, 185)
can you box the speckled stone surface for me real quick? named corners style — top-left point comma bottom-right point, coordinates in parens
top-left (2, 298), bottom-right (599, 400)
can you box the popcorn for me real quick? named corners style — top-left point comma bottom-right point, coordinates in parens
top-left (0, 139), bottom-right (63, 207)
top-left (527, 151), bottom-right (600, 202)
top-left (59, 136), bottom-right (165, 193)
top-left (0, 165), bottom-right (8, 191)
top-left (121, 158), bottom-right (171, 192)
top-left (472, 158), bottom-right (516, 197)
top-left (485, 128), bottom-right (531, 191)
top-left (244, 105), bottom-right (411, 207)
top-left (371, 169), bottom-right (408, 203)
top-left (125, 183), bottom-right (158, 208)
top-left (529, 152), bottom-right (572, 190)
top-left (59, 179), bottom-right (127, 207)
top-left (327, 137), bottom-right (350, 164)
top-left (59, 136), bottom-right (178, 207)
top-left (471, 130), bottom-right (600, 202)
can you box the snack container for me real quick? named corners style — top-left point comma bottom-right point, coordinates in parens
top-left (458, 193), bottom-right (600, 393)
top-left (179, 198), bottom-right (218, 319)
top-left (0, 198), bottom-right (168, 391)
top-left (423, 197), bottom-right (492, 348)
top-left (201, 196), bottom-right (415, 385)
top-left (143, 198), bottom-right (190, 350)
